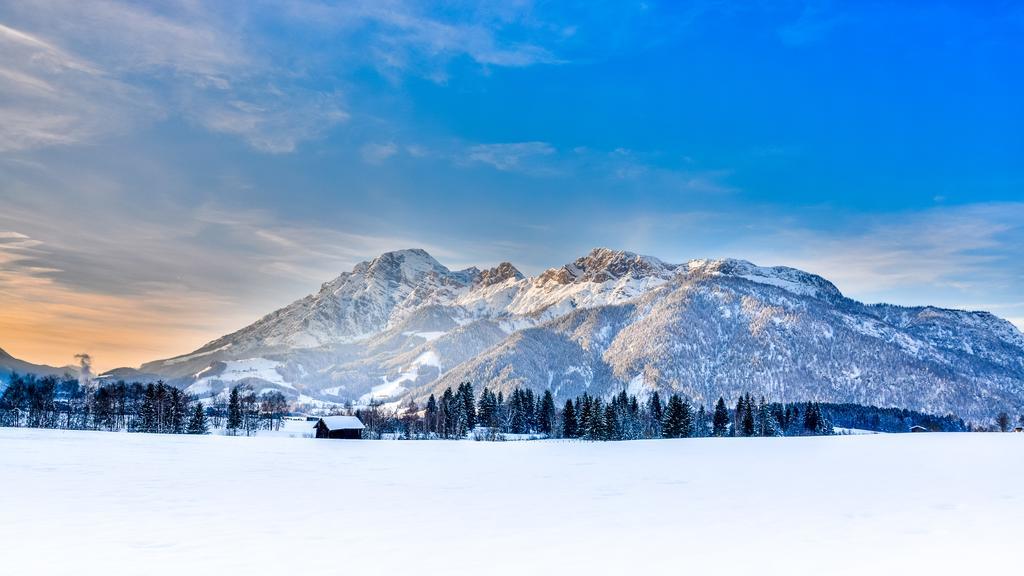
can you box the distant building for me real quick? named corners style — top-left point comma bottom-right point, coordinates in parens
top-left (314, 416), bottom-right (365, 439)
top-left (909, 425), bottom-right (928, 433)
top-left (1013, 426), bottom-right (1023, 433)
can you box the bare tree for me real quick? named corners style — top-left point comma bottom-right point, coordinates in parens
top-left (260, 392), bottom-right (288, 431)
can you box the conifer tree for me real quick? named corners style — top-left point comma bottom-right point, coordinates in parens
top-left (143, 382), bottom-right (157, 433)
top-left (812, 402), bottom-right (833, 435)
top-left (139, 383), bottom-right (157, 433)
top-left (787, 405), bottom-right (803, 436)
top-left (459, 382), bottom-right (476, 431)
top-left (169, 387), bottom-right (187, 434)
top-left (477, 388), bottom-right (496, 428)
top-left (604, 403), bottom-right (619, 440)
top-left (440, 387), bottom-right (457, 438)
top-left (758, 401), bottom-right (782, 437)
top-left (509, 388), bottom-right (532, 434)
top-left (663, 395), bottom-right (688, 438)
top-left (495, 390), bottom-right (508, 432)
top-left (680, 399), bottom-right (693, 438)
top-left (694, 404), bottom-right (709, 438)
top-left (538, 390), bottom-right (556, 435)
top-left (648, 391), bottom-right (664, 437)
top-left (520, 388), bottom-right (537, 432)
top-left (577, 394), bottom-right (592, 437)
top-left (803, 401), bottom-right (820, 435)
top-left (734, 395), bottom-right (745, 437)
top-left (588, 398), bottom-right (606, 440)
top-left (226, 386), bottom-right (243, 436)
top-left (712, 396), bottom-right (730, 437)
top-left (425, 394), bottom-right (438, 435)
top-left (561, 399), bottom-right (577, 438)
top-left (622, 394), bottom-right (643, 440)
top-left (742, 395), bottom-right (755, 437)
top-left (755, 396), bottom-right (767, 437)
top-left (187, 402), bottom-right (209, 434)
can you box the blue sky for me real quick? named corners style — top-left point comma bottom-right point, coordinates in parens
top-left (1, 0), bottom-right (1022, 369)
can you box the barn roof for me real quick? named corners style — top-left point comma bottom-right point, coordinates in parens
top-left (316, 416), bottom-right (365, 431)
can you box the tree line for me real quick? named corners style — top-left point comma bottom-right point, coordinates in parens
top-left (351, 384), bottom-right (837, 440)
top-left (4, 372), bottom-right (993, 440)
top-left (813, 402), bottom-right (967, 433)
top-left (0, 373), bottom-right (288, 436)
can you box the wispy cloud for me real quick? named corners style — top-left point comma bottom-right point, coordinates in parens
top-left (0, 0), bottom-right (566, 154)
top-left (190, 88), bottom-right (350, 154)
top-left (0, 0), bottom-right (352, 154)
top-left (283, 0), bottom-right (563, 79)
top-left (0, 22), bottom-right (151, 152)
top-left (0, 231), bottom-right (33, 241)
top-left (360, 142), bottom-right (400, 164)
top-left (465, 142), bottom-right (557, 171)
top-left (762, 203), bottom-right (1024, 297)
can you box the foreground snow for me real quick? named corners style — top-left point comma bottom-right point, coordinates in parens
top-left (1, 430), bottom-right (1019, 575)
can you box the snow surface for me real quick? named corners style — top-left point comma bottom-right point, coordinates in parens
top-left (403, 330), bottom-right (447, 341)
top-left (1, 429), bottom-right (1020, 575)
top-left (186, 357), bottom-right (292, 396)
top-left (157, 343), bottom-right (232, 366)
top-left (359, 350), bottom-right (442, 404)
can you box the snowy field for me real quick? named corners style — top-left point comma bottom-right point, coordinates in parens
top-left (1, 429), bottom-right (1020, 575)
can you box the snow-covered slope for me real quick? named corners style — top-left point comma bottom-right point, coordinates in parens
top-left (188, 249), bottom-right (473, 351)
top-left (124, 248), bottom-right (1024, 421)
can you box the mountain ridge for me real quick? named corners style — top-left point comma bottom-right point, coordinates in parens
top-left (0, 347), bottom-right (79, 384)
top-left (82, 247), bottom-right (1024, 421)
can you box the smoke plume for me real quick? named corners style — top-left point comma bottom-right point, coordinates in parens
top-left (75, 353), bottom-right (93, 386)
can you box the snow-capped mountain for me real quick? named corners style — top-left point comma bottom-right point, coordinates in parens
top-left (125, 248), bottom-right (1024, 421)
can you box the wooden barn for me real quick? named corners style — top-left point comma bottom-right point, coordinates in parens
top-left (314, 416), bottom-right (365, 439)
top-left (909, 425), bottom-right (929, 433)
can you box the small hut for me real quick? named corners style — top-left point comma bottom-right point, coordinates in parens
top-left (314, 416), bottom-right (365, 439)
top-left (909, 425), bottom-right (928, 433)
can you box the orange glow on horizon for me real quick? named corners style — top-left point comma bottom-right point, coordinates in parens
top-left (0, 276), bottom-right (249, 373)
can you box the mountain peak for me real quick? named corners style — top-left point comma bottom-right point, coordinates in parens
top-left (378, 247), bottom-right (433, 259)
top-left (572, 248), bottom-right (671, 282)
top-left (684, 258), bottom-right (843, 299)
top-left (360, 248), bottom-right (450, 280)
top-left (477, 262), bottom-right (524, 286)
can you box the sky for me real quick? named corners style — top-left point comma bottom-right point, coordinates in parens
top-left (1, 0), bottom-right (1022, 371)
